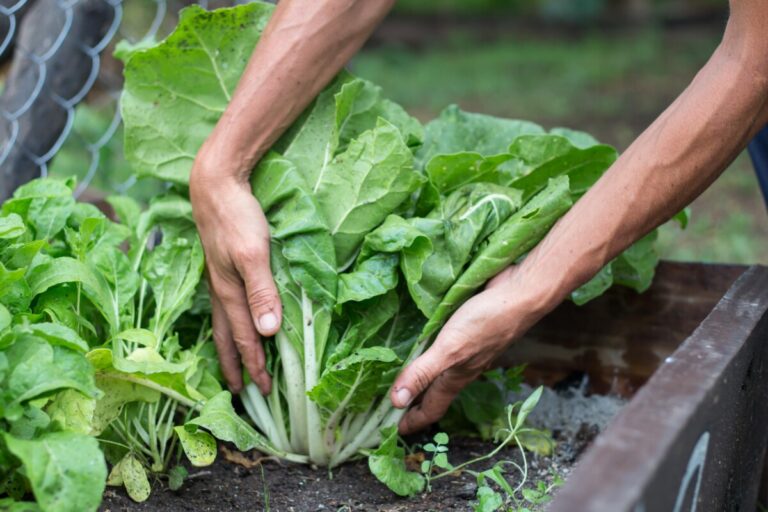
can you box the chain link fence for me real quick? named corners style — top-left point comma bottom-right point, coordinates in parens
top-left (0, 0), bottom-right (255, 201)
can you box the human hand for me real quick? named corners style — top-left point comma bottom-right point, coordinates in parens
top-left (190, 150), bottom-right (282, 395)
top-left (390, 266), bottom-right (548, 434)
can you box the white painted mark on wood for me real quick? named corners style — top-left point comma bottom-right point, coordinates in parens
top-left (673, 431), bottom-right (710, 512)
top-left (633, 431), bottom-right (709, 512)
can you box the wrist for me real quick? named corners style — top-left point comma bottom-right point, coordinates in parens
top-left (505, 258), bottom-right (579, 318)
top-left (189, 153), bottom-right (252, 227)
top-left (192, 131), bottom-right (260, 186)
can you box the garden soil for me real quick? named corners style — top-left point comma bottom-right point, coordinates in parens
top-left (101, 384), bottom-right (623, 512)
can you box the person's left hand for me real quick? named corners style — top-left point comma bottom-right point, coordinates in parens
top-left (390, 266), bottom-right (550, 434)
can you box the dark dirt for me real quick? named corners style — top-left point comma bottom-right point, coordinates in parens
top-left (99, 424), bottom-right (599, 512)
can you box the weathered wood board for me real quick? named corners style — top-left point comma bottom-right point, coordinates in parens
top-left (544, 265), bottom-right (768, 512)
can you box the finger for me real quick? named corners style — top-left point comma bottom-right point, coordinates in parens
top-left (390, 347), bottom-right (446, 409)
top-left (210, 289), bottom-right (243, 393)
top-left (210, 272), bottom-right (272, 395)
top-left (398, 371), bottom-right (476, 435)
top-left (234, 240), bottom-right (282, 337)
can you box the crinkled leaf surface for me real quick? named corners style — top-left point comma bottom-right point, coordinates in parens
top-left (403, 183), bottom-right (521, 317)
top-left (337, 253), bottom-right (399, 305)
top-left (3, 431), bottom-right (106, 512)
top-left (252, 154), bottom-right (337, 307)
top-left (142, 235), bottom-right (205, 339)
top-left (314, 119), bottom-right (424, 266)
top-left (122, 3), bottom-right (274, 184)
top-left (309, 347), bottom-right (400, 417)
top-left (506, 134), bottom-right (617, 201)
top-left (423, 176), bottom-right (573, 337)
top-left (3, 335), bottom-right (99, 406)
top-left (415, 105), bottom-right (544, 169)
top-left (0, 214), bottom-right (26, 239)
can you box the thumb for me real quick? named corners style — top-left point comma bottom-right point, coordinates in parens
top-left (391, 348), bottom-right (446, 409)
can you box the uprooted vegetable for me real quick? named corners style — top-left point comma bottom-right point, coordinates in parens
top-left (119, 1), bottom-right (673, 495)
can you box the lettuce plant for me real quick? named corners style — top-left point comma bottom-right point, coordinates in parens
top-left (120, 2), bottom-right (665, 491)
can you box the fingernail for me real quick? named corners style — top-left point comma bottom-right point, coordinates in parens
top-left (395, 387), bottom-right (413, 407)
top-left (258, 312), bottom-right (278, 332)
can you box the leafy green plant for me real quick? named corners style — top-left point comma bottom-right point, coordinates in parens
top-left (120, 2), bottom-right (671, 496)
top-left (465, 388), bottom-right (561, 511)
top-left (0, 177), bottom-right (244, 510)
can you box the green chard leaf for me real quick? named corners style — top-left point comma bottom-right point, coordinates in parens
top-left (2, 178), bottom-right (76, 241)
top-left (2, 334), bottom-right (99, 408)
top-left (314, 118), bottom-right (424, 266)
top-left (3, 431), bottom-right (106, 512)
top-left (423, 176), bottom-right (573, 337)
top-left (337, 253), bottom-right (399, 305)
top-left (403, 183), bottom-right (522, 317)
top-left (175, 426), bottom-right (217, 467)
top-left (122, 3), bottom-right (274, 184)
top-left (142, 234), bottom-right (205, 340)
top-left (506, 134), bottom-right (617, 201)
top-left (368, 426), bottom-right (425, 497)
top-left (325, 290), bottom-right (399, 368)
top-left (0, 214), bottom-right (26, 240)
top-left (0, 262), bottom-right (31, 313)
top-left (252, 154), bottom-right (337, 307)
top-left (185, 391), bottom-right (278, 455)
top-left (107, 453), bottom-right (150, 502)
top-left (308, 346), bottom-right (401, 417)
top-left (415, 105), bottom-right (545, 169)
top-left (26, 257), bottom-right (119, 333)
top-left (278, 74), bottom-right (421, 187)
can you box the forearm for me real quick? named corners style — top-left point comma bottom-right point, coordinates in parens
top-left (197, 0), bottom-right (394, 180)
top-left (514, 10), bottom-right (768, 312)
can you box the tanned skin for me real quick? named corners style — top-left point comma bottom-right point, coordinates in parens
top-left (189, 0), bottom-right (768, 434)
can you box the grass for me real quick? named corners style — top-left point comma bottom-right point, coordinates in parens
top-left (354, 25), bottom-right (768, 264)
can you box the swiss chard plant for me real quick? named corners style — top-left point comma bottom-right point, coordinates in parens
top-left (119, 1), bottom-right (672, 497)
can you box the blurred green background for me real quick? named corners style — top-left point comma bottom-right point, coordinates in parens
top-left (353, 2), bottom-right (768, 265)
top-left (52, 0), bottom-right (767, 265)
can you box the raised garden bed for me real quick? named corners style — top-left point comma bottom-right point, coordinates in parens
top-left (100, 262), bottom-right (768, 511)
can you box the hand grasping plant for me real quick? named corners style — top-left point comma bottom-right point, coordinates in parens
top-left (188, 0), bottom-right (396, 394)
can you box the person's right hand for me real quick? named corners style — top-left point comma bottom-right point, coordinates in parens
top-left (189, 147), bottom-right (282, 395)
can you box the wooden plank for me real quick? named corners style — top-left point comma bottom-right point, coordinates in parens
top-left (548, 265), bottom-right (768, 512)
top-left (499, 262), bottom-right (744, 395)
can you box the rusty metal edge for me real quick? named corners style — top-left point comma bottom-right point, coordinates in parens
top-left (548, 265), bottom-right (768, 512)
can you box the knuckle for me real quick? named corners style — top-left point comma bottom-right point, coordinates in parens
top-left (246, 286), bottom-right (277, 311)
top-left (406, 409), bottom-right (430, 432)
top-left (411, 365), bottom-right (438, 392)
top-left (232, 244), bottom-right (266, 266)
top-left (435, 375), bottom-right (463, 394)
top-left (212, 328), bottom-right (230, 347)
top-left (232, 335), bottom-right (255, 353)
